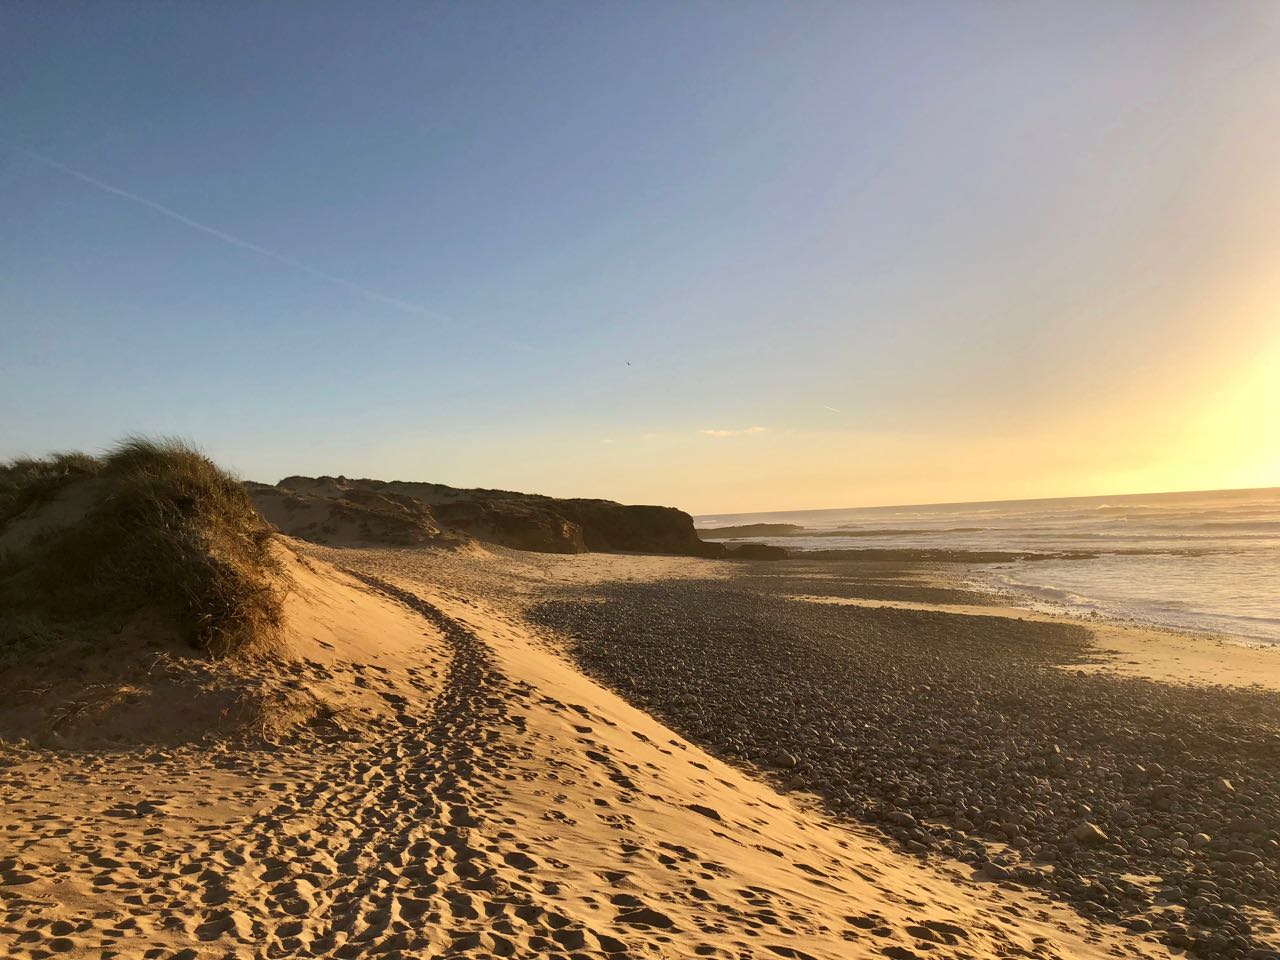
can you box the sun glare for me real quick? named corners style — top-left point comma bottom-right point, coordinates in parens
top-left (1178, 331), bottom-right (1280, 491)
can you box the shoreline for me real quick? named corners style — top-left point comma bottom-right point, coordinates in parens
top-left (751, 546), bottom-right (1280, 664)
top-left (950, 563), bottom-right (1280, 689)
top-left (959, 560), bottom-right (1280, 647)
top-left (786, 587), bottom-right (1280, 692)
top-left (697, 492), bottom-right (1279, 650)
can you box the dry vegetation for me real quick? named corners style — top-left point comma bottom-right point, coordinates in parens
top-left (0, 449), bottom-right (100, 527)
top-left (0, 437), bottom-right (286, 658)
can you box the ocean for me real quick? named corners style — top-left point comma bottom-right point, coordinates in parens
top-left (697, 487), bottom-right (1280, 644)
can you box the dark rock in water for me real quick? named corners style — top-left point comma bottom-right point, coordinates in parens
top-left (697, 523), bottom-right (806, 539)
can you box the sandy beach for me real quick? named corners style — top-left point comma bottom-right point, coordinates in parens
top-left (4, 539), bottom-right (1277, 959)
top-left (8, 5), bottom-right (1280, 956)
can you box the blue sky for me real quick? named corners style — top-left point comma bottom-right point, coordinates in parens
top-left (3, 2), bottom-right (1279, 512)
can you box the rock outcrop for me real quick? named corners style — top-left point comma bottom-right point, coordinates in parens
top-left (554, 500), bottom-right (714, 555)
top-left (430, 498), bottom-right (586, 554)
top-left (252, 476), bottom-right (721, 557)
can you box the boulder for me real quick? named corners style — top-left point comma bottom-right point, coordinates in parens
top-left (768, 750), bottom-right (798, 769)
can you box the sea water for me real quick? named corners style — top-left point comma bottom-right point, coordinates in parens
top-left (697, 487), bottom-right (1280, 644)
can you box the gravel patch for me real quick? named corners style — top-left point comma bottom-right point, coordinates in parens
top-left (534, 576), bottom-right (1280, 959)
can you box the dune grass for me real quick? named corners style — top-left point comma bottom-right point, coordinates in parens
top-left (0, 437), bottom-right (286, 657)
top-left (0, 450), bottom-right (102, 527)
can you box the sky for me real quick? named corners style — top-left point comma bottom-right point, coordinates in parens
top-left (3, 2), bottom-right (1279, 514)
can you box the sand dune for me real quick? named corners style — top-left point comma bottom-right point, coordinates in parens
top-left (1, 543), bottom-right (1177, 958)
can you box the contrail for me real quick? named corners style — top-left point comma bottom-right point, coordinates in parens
top-left (8, 143), bottom-right (453, 321)
top-left (824, 405), bottom-right (841, 414)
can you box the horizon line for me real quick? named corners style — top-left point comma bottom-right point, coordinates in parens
top-left (692, 483), bottom-right (1280, 521)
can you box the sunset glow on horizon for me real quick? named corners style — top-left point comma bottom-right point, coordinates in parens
top-left (4, 2), bottom-right (1280, 514)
